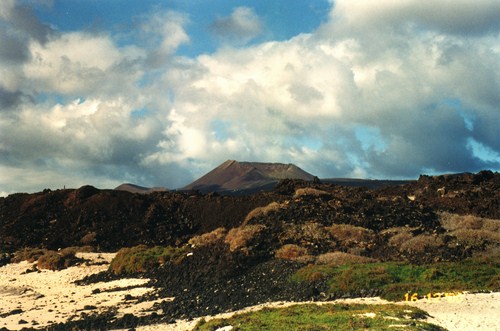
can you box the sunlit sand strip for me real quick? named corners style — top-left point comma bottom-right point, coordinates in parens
top-left (125, 293), bottom-right (500, 331)
top-left (0, 253), bottom-right (164, 330)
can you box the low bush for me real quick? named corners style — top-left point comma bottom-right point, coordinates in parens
top-left (315, 251), bottom-right (377, 266)
top-left (37, 250), bottom-right (64, 270)
top-left (326, 224), bottom-right (374, 247)
top-left (12, 248), bottom-right (48, 263)
top-left (38, 249), bottom-right (81, 270)
top-left (438, 212), bottom-right (500, 249)
top-left (450, 229), bottom-right (500, 247)
top-left (439, 212), bottom-right (500, 232)
top-left (385, 227), bottom-right (419, 249)
top-left (188, 228), bottom-right (227, 247)
top-left (109, 245), bottom-right (188, 275)
top-left (80, 231), bottom-right (97, 245)
top-left (244, 202), bottom-right (285, 223)
top-left (275, 244), bottom-right (313, 263)
top-left (399, 234), bottom-right (444, 253)
top-left (293, 187), bottom-right (330, 199)
top-left (13, 247), bottom-right (89, 270)
top-left (278, 222), bottom-right (335, 253)
top-left (224, 225), bottom-right (266, 252)
top-left (301, 222), bottom-right (330, 243)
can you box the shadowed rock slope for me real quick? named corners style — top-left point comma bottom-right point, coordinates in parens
top-left (0, 170), bottom-right (498, 256)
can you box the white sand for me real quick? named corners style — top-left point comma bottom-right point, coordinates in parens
top-left (128, 294), bottom-right (500, 331)
top-left (1, 256), bottom-right (498, 331)
top-left (402, 292), bottom-right (500, 331)
top-left (0, 253), bottom-right (166, 330)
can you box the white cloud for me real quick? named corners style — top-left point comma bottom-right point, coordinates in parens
top-left (0, 0), bottom-right (499, 194)
top-left (330, 0), bottom-right (500, 35)
top-left (24, 32), bottom-right (145, 95)
top-left (210, 6), bottom-right (263, 44)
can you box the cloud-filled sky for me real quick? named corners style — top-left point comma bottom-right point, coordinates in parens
top-left (0, 0), bottom-right (499, 195)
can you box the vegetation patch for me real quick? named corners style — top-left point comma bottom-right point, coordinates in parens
top-left (109, 245), bottom-right (188, 275)
top-left (439, 213), bottom-right (500, 249)
top-left (224, 224), bottom-right (266, 252)
top-left (193, 303), bottom-right (444, 331)
top-left (293, 187), bottom-right (330, 198)
top-left (189, 227), bottom-right (227, 247)
top-left (275, 244), bottom-right (313, 263)
top-left (327, 224), bottom-right (375, 247)
top-left (11, 246), bottom-right (88, 270)
top-left (399, 234), bottom-right (444, 253)
top-left (244, 202), bottom-right (286, 223)
top-left (292, 256), bottom-right (500, 301)
top-left (315, 251), bottom-right (377, 266)
top-left (12, 247), bottom-right (49, 263)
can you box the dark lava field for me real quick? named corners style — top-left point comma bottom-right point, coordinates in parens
top-left (0, 170), bottom-right (499, 330)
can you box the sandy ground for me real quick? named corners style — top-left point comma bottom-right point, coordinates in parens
top-left (127, 294), bottom-right (500, 331)
top-left (1, 256), bottom-right (498, 331)
top-left (0, 253), bottom-right (166, 330)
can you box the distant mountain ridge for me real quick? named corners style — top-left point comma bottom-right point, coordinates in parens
top-left (182, 160), bottom-right (315, 194)
top-left (114, 183), bottom-right (167, 194)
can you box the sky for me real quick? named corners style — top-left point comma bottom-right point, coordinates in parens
top-left (0, 0), bottom-right (499, 195)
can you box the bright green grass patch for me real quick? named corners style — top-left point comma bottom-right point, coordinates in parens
top-left (109, 245), bottom-right (188, 275)
top-left (292, 256), bottom-right (500, 301)
top-left (193, 303), bottom-right (445, 331)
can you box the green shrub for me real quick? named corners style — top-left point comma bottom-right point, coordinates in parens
top-left (109, 245), bottom-right (188, 275)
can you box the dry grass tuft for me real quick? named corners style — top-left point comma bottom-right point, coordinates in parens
top-left (189, 228), bottom-right (227, 247)
top-left (399, 234), bottom-right (444, 253)
top-left (294, 188), bottom-right (330, 198)
top-left (12, 248), bottom-right (48, 263)
top-left (225, 225), bottom-right (266, 252)
top-left (439, 212), bottom-right (500, 248)
top-left (451, 229), bottom-right (500, 247)
top-left (439, 212), bottom-right (500, 231)
top-left (80, 231), bottom-right (97, 245)
top-left (388, 232), bottom-right (414, 248)
top-left (315, 251), bottom-right (377, 266)
top-left (275, 244), bottom-right (314, 263)
top-left (244, 202), bottom-right (285, 223)
top-left (36, 250), bottom-right (64, 270)
top-left (326, 224), bottom-right (374, 247)
top-left (301, 222), bottom-right (330, 242)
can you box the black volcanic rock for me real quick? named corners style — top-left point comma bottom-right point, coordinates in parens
top-left (0, 170), bottom-right (498, 256)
